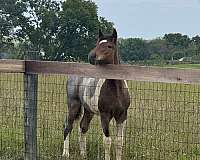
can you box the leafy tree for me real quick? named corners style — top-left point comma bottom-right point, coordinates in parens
top-left (0, 0), bottom-right (27, 57)
top-left (99, 17), bottom-right (114, 33)
top-left (55, 0), bottom-right (114, 61)
top-left (57, 0), bottom-right (99, 61)
top-left (119, 38), bottom-right (149, 62)
top-left (0, 0), bottom-right (61, 59)
top-left (0, 0), bottom-right (114, 61)
top-left (147, 38), bottom-right (169, 60)
top-left (191, 35), bottom-right (200, 57)
top-left (192, 35), bottom-right (200, 45)
top-left (18, 0), bottom-right (61, 59)
top-left (164, 33), bottom-right (191, 48)
top-left (163, 33), bottom-right (191, 60)
top-left (0, 0), bottom-right (25, 38)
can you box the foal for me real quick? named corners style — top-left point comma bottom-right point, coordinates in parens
top-left (62, 29), bottom-right (130, 160)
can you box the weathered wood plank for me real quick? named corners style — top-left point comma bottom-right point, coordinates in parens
top-left (24, 73), bottom-right (38, 160)
top-left (1, 59), bottom-right (200, 84)
top-left (0, 59), bottom-right (25, 73)
top-left (26, 60), bottom-right (200, 84)
top-left (24, 55), bottom-right (38, 160)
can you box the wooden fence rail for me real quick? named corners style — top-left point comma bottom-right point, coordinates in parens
top-left (1, 59), bottom-right (200, 84)
top-left (0, 59), bottom-right (25, 73)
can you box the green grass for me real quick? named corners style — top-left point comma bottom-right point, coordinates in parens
top-left (164, 63), bottom-right (200, 69)
top-left (1, 73), bottom-right (200, 159)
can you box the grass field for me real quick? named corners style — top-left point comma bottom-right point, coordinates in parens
top-left (1, 73), bottom-right (200, 160)
top-left (164, 63), bottom-right (200, 69)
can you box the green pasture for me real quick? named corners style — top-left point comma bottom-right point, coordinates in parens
top-left (0, 73), bottom-right (200, 160)
top-left (164, 63), bottom-right (200, 69)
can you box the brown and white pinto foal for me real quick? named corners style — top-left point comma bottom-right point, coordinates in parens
top-left (62, 29), bottom-right (130, 160)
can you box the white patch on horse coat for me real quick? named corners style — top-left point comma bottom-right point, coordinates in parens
top-left (124, 80), bottom-right (128, 88)
top-left (79, 128), bottom-right (87, 156)
top-left (83, 78), bottom-right (105, 114)
top-left (103, 135), bottom-right (111, 160)
top-left (116, 121), bottom-right (126, 160)
top-left (62, 136), bottom-right (69, 158)
top-left (99, 39), bottom-right (108, 45)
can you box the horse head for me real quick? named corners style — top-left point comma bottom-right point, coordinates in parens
top-left (89, 28), bottom-right (120, 65)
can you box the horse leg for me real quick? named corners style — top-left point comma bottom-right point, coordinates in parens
top-left (116, 120), bottom-right (126, 160)
top-left (114, 111), bottom-right (127, 160)
top-left (100, 113), bottom-right (112, 160)
top-left (62, 100), bottom-right (81, 158)
top-left (79, 109), bottom-right (94, 157)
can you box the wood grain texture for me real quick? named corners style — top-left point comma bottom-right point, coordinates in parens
top-left (0, 59), bottom-right (25, 73)
top-left (1, 59), bottom-right (200, 84)
top-left (26, 60), bottom-right (200, 84)
top-left (24, 73), bottom-right (38, 160)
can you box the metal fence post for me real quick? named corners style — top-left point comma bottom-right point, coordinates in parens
top-left (24, 51), bottom-right (38, 160)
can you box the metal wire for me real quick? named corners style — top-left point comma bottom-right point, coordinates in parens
top-left (0, 73), bottom-right (200, 160)
top-left (0, 73), bottom-right (24, 160)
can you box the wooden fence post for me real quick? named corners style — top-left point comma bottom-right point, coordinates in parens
top-left (24, 52), bottom-right (38, 160)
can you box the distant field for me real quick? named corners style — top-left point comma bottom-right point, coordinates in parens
top-left (0, 73), bottom-right (200, 160)
top-left (164, 63), bottom-right (200, 69)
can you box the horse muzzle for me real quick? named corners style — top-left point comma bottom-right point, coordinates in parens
top-left (89, 53), bottom-right (109, 65)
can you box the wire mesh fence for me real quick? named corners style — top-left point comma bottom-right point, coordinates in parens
top-left (0, 73), bottom-right (200, 160)
top-left (0, 73), bottom-right (24, 160)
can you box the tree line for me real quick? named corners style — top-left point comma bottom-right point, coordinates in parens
top-left (1, 0), bottom-right (200, 65)
top-left (119, 34), bottom-right (200, 65)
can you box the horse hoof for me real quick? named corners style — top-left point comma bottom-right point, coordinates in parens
top-left (62, 152), bottom-right (69, 159)
top-left (80, 152), bottom-right (87, 159)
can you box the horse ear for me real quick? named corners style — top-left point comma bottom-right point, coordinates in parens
top-left (99, 29), bottom-right (103, 38)
top-left (112, 28), bottom-right (117, 43)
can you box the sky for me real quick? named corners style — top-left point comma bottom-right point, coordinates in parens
top-left (93, 0), bottom-right (200, 39)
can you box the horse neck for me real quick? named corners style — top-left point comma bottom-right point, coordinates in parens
top-left (113, 49), bottom-right (120, 65)
top-left (108, 49), bottom-right (123, 96)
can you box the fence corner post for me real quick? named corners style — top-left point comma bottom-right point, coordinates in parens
top-left (24, 52), bottom-right (38, 160)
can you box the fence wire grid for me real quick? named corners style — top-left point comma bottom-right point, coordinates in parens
top-left (0, 73), bottom-right (200, 160)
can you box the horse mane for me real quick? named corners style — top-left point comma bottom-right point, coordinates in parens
top-left (114, 47), bottom-right (120, 65)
